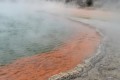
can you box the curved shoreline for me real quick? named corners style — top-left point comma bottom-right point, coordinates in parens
top-left (0, 20), bottom-right (101, 80)
top-left (49, 19), bottom-right (105, 80)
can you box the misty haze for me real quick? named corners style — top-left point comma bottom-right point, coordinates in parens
top-left (0, 0), bottom-right (120, 80)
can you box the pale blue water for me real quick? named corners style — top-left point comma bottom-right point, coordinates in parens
top-left (0, 1), bottom-right (75, 65)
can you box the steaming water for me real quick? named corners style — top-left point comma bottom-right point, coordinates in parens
top-left (0, 1), bottom-right (120, 80)
top-left (0, 1), bottom-right (76, 65)
top-left (0, 0), bottom-right (120, 71)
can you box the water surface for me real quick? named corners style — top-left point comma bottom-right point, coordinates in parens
top-left (0, 1), bottom-right (75, 65)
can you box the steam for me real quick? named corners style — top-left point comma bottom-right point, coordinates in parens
top-left (0, 1), bottom-right (76, 65)
top-left (0, 0), bottom-right (119, 66)
top-left (94, 0), bottom-right (120, 11)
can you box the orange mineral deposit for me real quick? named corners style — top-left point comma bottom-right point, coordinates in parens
top-left (0, 23), bottom-right (100, 80)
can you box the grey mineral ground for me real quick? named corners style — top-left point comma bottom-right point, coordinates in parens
top-left (74, 15), bottom-right (120, 80)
